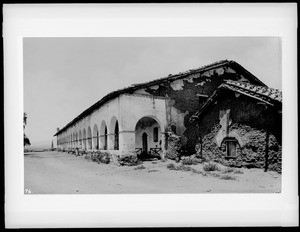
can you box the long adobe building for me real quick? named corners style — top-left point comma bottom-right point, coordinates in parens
top-left (54, 60), bottom-right (281, 171)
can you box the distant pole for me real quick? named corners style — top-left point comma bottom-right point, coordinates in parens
top-left (264, 129), bottom-right (270, 172)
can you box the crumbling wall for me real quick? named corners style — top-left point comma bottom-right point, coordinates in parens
top-left (197, 91), bottom-right (282, 173)
top-left (165, 132), bottom-right (182, 161)
top-left (143, 65), bottom-right (248, 153)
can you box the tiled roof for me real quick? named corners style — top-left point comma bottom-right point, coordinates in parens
top-left (190, 81), bottom-right (282, 123)
top-left (54, 60), bottom-right (266, 136)
top-left (223, 80), bottom-right (282, 102)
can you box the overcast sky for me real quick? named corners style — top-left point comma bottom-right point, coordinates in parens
top-left (23, 37), bottom-right (281, 147)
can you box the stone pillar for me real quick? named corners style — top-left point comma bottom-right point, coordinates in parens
top-left (161, 132), bottom-right (167, 151)
top-left (119, 131), bottom-right (136, 152)
top-left (99, 135), bottom-right (106, 149)
top-left (107, 133), bottom-right (115, 150)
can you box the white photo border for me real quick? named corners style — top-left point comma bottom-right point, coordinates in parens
top-left (4, 3), bottom-right (298, 228)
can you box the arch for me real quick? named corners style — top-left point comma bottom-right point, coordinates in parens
top-left (83, 128), bottom-right (87, 150)
top-left (135, 116), bottom-right (162, 154)
top-left (100, 120), bottom-right (108, 150)
top-left (109, 116), bottom-right (119, 150)
top-left (93, 124), bottom-right (99, 149)
top-left (87, 126), bottom-right (92, 149)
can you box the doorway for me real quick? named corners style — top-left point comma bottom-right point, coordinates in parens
top-left (227, 141), bottom-right (237, 157)
top-left (142, 132), bottom-right (148, 152)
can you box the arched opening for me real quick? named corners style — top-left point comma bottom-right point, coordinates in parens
top-left (109, 117), bottom-right (119, 150)
top-left (100, 121), bottom-right (108, 150)
top-left (142, 132), bottom-right (148, 152)
top-left (93, 124), bottom-right (99, 149)
top-left (135, 116), bottom-right (162, 157)
top-left (83, 129), bottom-right (86, 150)
top-left (87, 126), bottom-right (92, 149)
top-left (114, 121), bottom-right (119, 150)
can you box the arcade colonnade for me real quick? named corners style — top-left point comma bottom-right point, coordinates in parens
top-left (56, 94), bottom-right (168, 155)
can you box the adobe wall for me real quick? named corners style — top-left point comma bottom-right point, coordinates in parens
top-left (196, 91), bottom-right (282, 172)
top-left (134, 65), bottom-right (256, 152)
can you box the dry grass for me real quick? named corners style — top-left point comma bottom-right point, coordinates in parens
top-left (167, 163), bottom-right (206, 176)
top-left (203, 162), bottom-right (220, 171)
top-left (222, 167), bottom-right (235, 174)
top-left (134, 165), bottom-right (146, 170)
top-left (233, 169), bottom-right (244, 174)
top-left (219, 174), bottom-right (236, 180)
top-left (181, 157), bottom-right (201, 165)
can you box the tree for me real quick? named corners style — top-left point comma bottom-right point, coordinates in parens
top-left (24, 113), bottom-right (31, 147)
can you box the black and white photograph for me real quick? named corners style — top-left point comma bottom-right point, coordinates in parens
top-left (23, 37), bottom-right (283, 194)
top-left (4, 3), bottom-right (298, 228)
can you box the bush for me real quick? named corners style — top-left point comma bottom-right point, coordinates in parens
top-left (134, 165), bottom-right (146, 170)
top-left (118, 154), bottom-right (141, 166)
top-left (219, 174), bottom-right (236, 180)
top-left (84, 151), bottom-right (111, 164)
top-left (203, 162), bottom-right (220, 171)
top-left (166, 163), bottom-right (191, 171)
top-left (181, 157), bottom-right (201, 165)
top-left (222, 167), bottom-right (235, 174)
top-left (167, 163), bottom-right (206, 176)
top-left (233, 169), bottom-right (244, 174)
top-left (167, 163), bottom-right (176, 170)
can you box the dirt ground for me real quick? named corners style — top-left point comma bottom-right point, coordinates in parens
top-left (24, 151), bottom-right (281, 194)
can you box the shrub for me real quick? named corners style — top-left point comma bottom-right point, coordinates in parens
top-left (134, 165), bottom-right (146, 170)
top-left (220, 174), bottom-right (236, 180)
top-left (181, 157), bottom-right (201, 165)
top-left (167, 163), bottom-right (176, 170)
top-left (210, 173), bottom-right (221, 178)
top-left (203, 162), bottom-right (220, 171)
top-left (191, 168), bottom-right (207, 176)
top-left (233, 169), bottom-right (244, 174)
top-left (118, 154), bottom-right (141, 166)
top-left (222, 167), bottom-right (235, 174)
top-left (84, 151), bottom-right (111, 164)
top-left (167, 163), bottom-right (191, 171)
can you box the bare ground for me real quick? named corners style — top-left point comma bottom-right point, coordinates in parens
top-left (24, 151), bottom-right (281, 194)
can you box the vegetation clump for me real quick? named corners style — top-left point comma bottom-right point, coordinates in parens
top-left (117, 154), bottom-right (142, 166)
top-left (203, 162), bottom-right (220, 171)
top-left (219, 174), bottom-right (236, 180)
top-left (167, 163), bottom-right (206, 176)
top-left (233, 169), bottom-right (244, 174)
top-left (134, 165), bottom-right (146, 170)
top-left (181, 156), bottom-right (202, 165)
top-left (222, 167), bottom-right (235, 174)
top-left (84, 151), bottom-right (111, 164)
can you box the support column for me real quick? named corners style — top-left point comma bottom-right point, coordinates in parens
top-left (107, 133), bottom-right (115, 150)
top-left (119, 131), bottom-right (136, 152)
top-left (99, 135), bottom-right (106, 150)
top-left (161, 132), bottom-right (167, 151)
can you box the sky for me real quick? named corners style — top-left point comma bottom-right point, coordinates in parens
top-left (23, 37), bottom-right (282, 147)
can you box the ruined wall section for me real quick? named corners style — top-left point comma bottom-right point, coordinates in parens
top-left (197, 91), bottom-right (282, 172)
top-left (133, 65), bottom-right (253, 152)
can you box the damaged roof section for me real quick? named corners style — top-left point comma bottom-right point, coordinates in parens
top-left (54, 60), bottom-right (266, 136)
top-left (223, 80), bottom-right (282, 102)
top-left (190, 80), bottom-right (282, 123)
